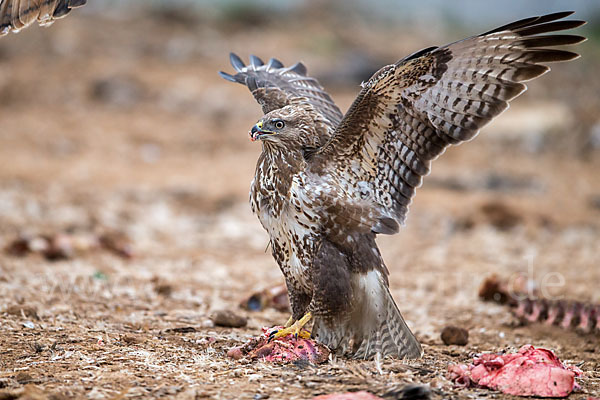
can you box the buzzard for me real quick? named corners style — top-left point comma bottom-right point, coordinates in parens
top-left (0, 0), bottom-right (86, 36)
top-left (223, 11), bottom-right (585, 360)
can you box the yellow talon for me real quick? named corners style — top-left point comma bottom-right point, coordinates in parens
top-left (271, 312), bottom-right (312, 340)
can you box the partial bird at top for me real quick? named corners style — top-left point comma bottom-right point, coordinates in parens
top-left (0, 0), bottom-right (86, 36)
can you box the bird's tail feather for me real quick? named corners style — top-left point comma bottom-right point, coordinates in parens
top-left (312, 270), bottom-right (422, 360)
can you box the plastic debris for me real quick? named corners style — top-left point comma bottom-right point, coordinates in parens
top-left (240, 284), bottom-right (290, 312)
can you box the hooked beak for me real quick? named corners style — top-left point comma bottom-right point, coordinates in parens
top-left (249, 121), bottom-right (273, 142)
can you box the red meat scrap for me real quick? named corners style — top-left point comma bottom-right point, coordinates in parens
top-left (227, 326), bottom-right (330, 364)
top-left (448, 345), bottom-right (581, 397)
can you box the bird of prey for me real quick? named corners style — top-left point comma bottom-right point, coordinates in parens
top-left (220, 11), bottom-right (585, 360)
top-left (0, 0), bottom-right (86, 36)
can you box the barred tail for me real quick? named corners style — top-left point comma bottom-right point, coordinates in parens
top-left (312, 270), bottom-right (422, 360)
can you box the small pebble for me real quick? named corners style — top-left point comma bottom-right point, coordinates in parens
top-left (227, 347), bottom-right (244, 360)
top-left (441, 326), bottom-right (469, 346)
top-left (15, 372), bottom-right (33, 385)
top-left (122, 335), bottom-right (143, 344)
top-left (155, 283), bottom-right (173, 296)
top-left (210, 310), bottom-right (247, 328)
top-left (201, 319), bottom-right (215, 328)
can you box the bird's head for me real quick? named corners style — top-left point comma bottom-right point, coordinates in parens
top-left (249, 118), bottom-right (286, 142)
top-left (249, 105), bottom-right (319, 148)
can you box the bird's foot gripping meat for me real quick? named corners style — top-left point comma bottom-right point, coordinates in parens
top-left (269, 312), bottom-right (312, 341)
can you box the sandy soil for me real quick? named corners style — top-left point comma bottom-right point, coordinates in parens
top-left (0, 8), bottom-right (599, 400)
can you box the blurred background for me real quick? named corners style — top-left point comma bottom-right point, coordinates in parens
top-left (0, 1), bottom-right (599, 398)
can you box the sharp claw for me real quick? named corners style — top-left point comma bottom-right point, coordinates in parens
top-left (266, 314), bottom-right (311, 342)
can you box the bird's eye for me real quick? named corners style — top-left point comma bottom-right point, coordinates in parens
top-left (274, 120), bottom-right (285, 130)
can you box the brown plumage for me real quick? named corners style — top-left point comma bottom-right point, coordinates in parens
top-left (0, 0), bottom-right (85, 36)
top-left (219, 11), bottom-right (586, 359)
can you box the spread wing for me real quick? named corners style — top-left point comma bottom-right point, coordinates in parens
top-left (313, 11), bottom-right (585, 229)
top-left (219, 53), bottom-right (343, 132)
top-left (0, 0), bottom-right (86, 36)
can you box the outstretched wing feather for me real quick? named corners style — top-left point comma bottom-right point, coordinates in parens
top-left (314, 11), bottom-right (585, 227)
top-left (219, 53), bottom-right (344, 132)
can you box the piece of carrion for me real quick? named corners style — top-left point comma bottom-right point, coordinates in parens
top-left (479, 274), bottom-right (600, 335)
top-left (447, 345), bottom-right (581, 397)
top-left (227, 326), bottom-right (329, 364)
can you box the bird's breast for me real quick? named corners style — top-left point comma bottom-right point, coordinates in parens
top-left (250, 172), bottom-right (320, 291)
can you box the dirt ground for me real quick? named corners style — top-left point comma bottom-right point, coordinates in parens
top-left (0, 5), bottom-right (599, 400)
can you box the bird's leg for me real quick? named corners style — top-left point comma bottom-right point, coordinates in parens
top-left (284, 315), bottom-right (295, 328)
top-left (269, 312), bottom-right (312, 340)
